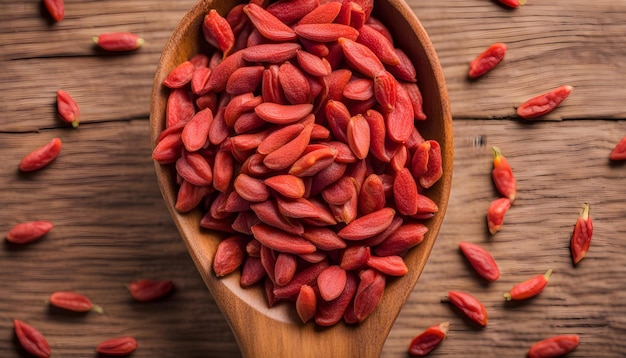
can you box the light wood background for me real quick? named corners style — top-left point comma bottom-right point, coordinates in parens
top-left (1, 0), bottom-right (625, 357)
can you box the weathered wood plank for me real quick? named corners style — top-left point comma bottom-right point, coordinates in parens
top-left (0, 0), bottom-right (198, 132)
top-left (410, 0), bottom-right (626, 120)
top-left (0, 121), bottom-right (239, 357)
top-left (3, 0), bottom-right (626, 132)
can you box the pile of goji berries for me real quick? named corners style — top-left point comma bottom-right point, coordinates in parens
top-left (154, 0), bottom-right (446, 328)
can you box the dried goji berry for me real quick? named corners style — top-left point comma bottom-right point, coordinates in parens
top-left (338, 37), bottom-right (385, 78)
top-left (13, 319), bottom-right (50, 358)
top-left (19, 138), bottom-right (62, 172)
top-left (315, 270), bottom-right (357, 326)
top-left (297, 1), bottom-right (342, 25)
top-left (337, 207), bottom-right (395, 240)
top-left (491, 146), bottom-right (516, 202)
top-left (274, 260), bottom-right (329, 300)
top-left (96, 336), bottom-right (138, 356)
top-left (374, 222), bottom-right (428, 257)
top-left (49, 291), bottom-right (103, 313)
top-left (93, 32), bottom-right (145, 52)
top-left (213, 235), bottom-right (249, 276)
top-left (295, 284), bottom-right (317, 323)
top-left (353, 269), bottom-right (386, 323)
top-left (347, 114), bottom-right (371, 160)
top-left (56, 90), bottom-right (80, 128)
top-left (459, 241), bottom-right (500, 281)
top-left (366, 255), bottom-right (408, 276)
top-left (267, 0), bottom-right (319, 24)
top-left (528, 334), bottom-right (580, 358)
top-left (504, 269), bottom-right (552, 301)
top-left (408, 322), bottom-right (450, 357)
top-left (317, 265), bottom-right (347, 301)
top-left (254, 102), bottom-right (313, 125)
top-left (340, 245), bottom-right (371, 271)
top-left (250, 224), bottom-right (314, 255)
top-left (128, 279), bottom-right (174, 302)
top-left (468, 42), bottom-right (507, 79)
top-left (274, 252), bottom-right (298, 286)
top-left (570, 203), bottom-right (593, 265)
top-left (358, 24), bottom-right (400, 66)
top-left (163, 60), bottom-right (195, 89)
top-left (289, 146), bottom-right (338, 177)
top-left (294, 23), bottom-right (360, 43)
top-left (240, 256), bottom-right (266, 287)
top-left (384, 83), bottom-right (414, 144)
top-left (252, 200), bottom-right (306, 234)
top-left (419, 140), bottom-right (443, 189)
top-left (487, 197), bottom-right (511, 235)
top-left (6, 221), bottom-right (53, 244)
top-left (203, 9), bottom-right (235, 57)
top-left (264, 174), bottom-right (306, 199)
top-left (445, 291), bottom-right (488, 327)
top-left (517, 85), bottom-right (573, 119)
top-left (243, 3), bottom-right (297, 42)
top-left (43, 0), bottom-right (64, 22)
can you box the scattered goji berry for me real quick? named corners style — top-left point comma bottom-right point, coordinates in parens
top-left (445, 291), bottom-right (488, 327)
top-left (96, 336), bottom-right (137, 356)
top-left (491, 146), bottom-right (516, 202)
top-left (459, 242), bottom-right (500, 281)
top-left (19, 138), bottom-right (62, 172)
top-left (516, 85), bottom-right (573, 119)
top-left (43, 0), bottom-right (64, 22)
top-left (570, 203), bottom-right (592, 265)
top-left (49, 291), bottom-right (103, 313)
top-left (56, 90), bottom-right (80, 128)
top-left (93, 32), bottom-right (145, 52)
top-left (13, 319), bottom-right (50, 358)
top-left (487, 197), bottom-right (511, 235)
top-left (504, 269), bottom-right (552, 301)
top-left (6, 221), bottom-right (53, 244)
top-left (468, 42), bottom-right (507, 79)
top-left (408, 322), bottom-right (450, 356)
top-left (128, 279), bottom-right (174, 302)
top-left (528, 334), bottom-right (580, 358)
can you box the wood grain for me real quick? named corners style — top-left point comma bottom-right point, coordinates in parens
top-left (1, 0), bottom-right (626, 357)
top-left (386, 119), bottom-right (626, 357)
top-left (414, 0), bottom-right (626, 120)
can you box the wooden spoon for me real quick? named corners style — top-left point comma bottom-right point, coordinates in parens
top-left (149, 0), bottom-right (453, 356)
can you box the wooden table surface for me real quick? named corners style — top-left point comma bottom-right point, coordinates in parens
top-left (1, 0), bottom-right (625, 357)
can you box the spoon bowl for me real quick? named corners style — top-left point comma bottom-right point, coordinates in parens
top-left (150, 0), bottom-right (453, 356)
